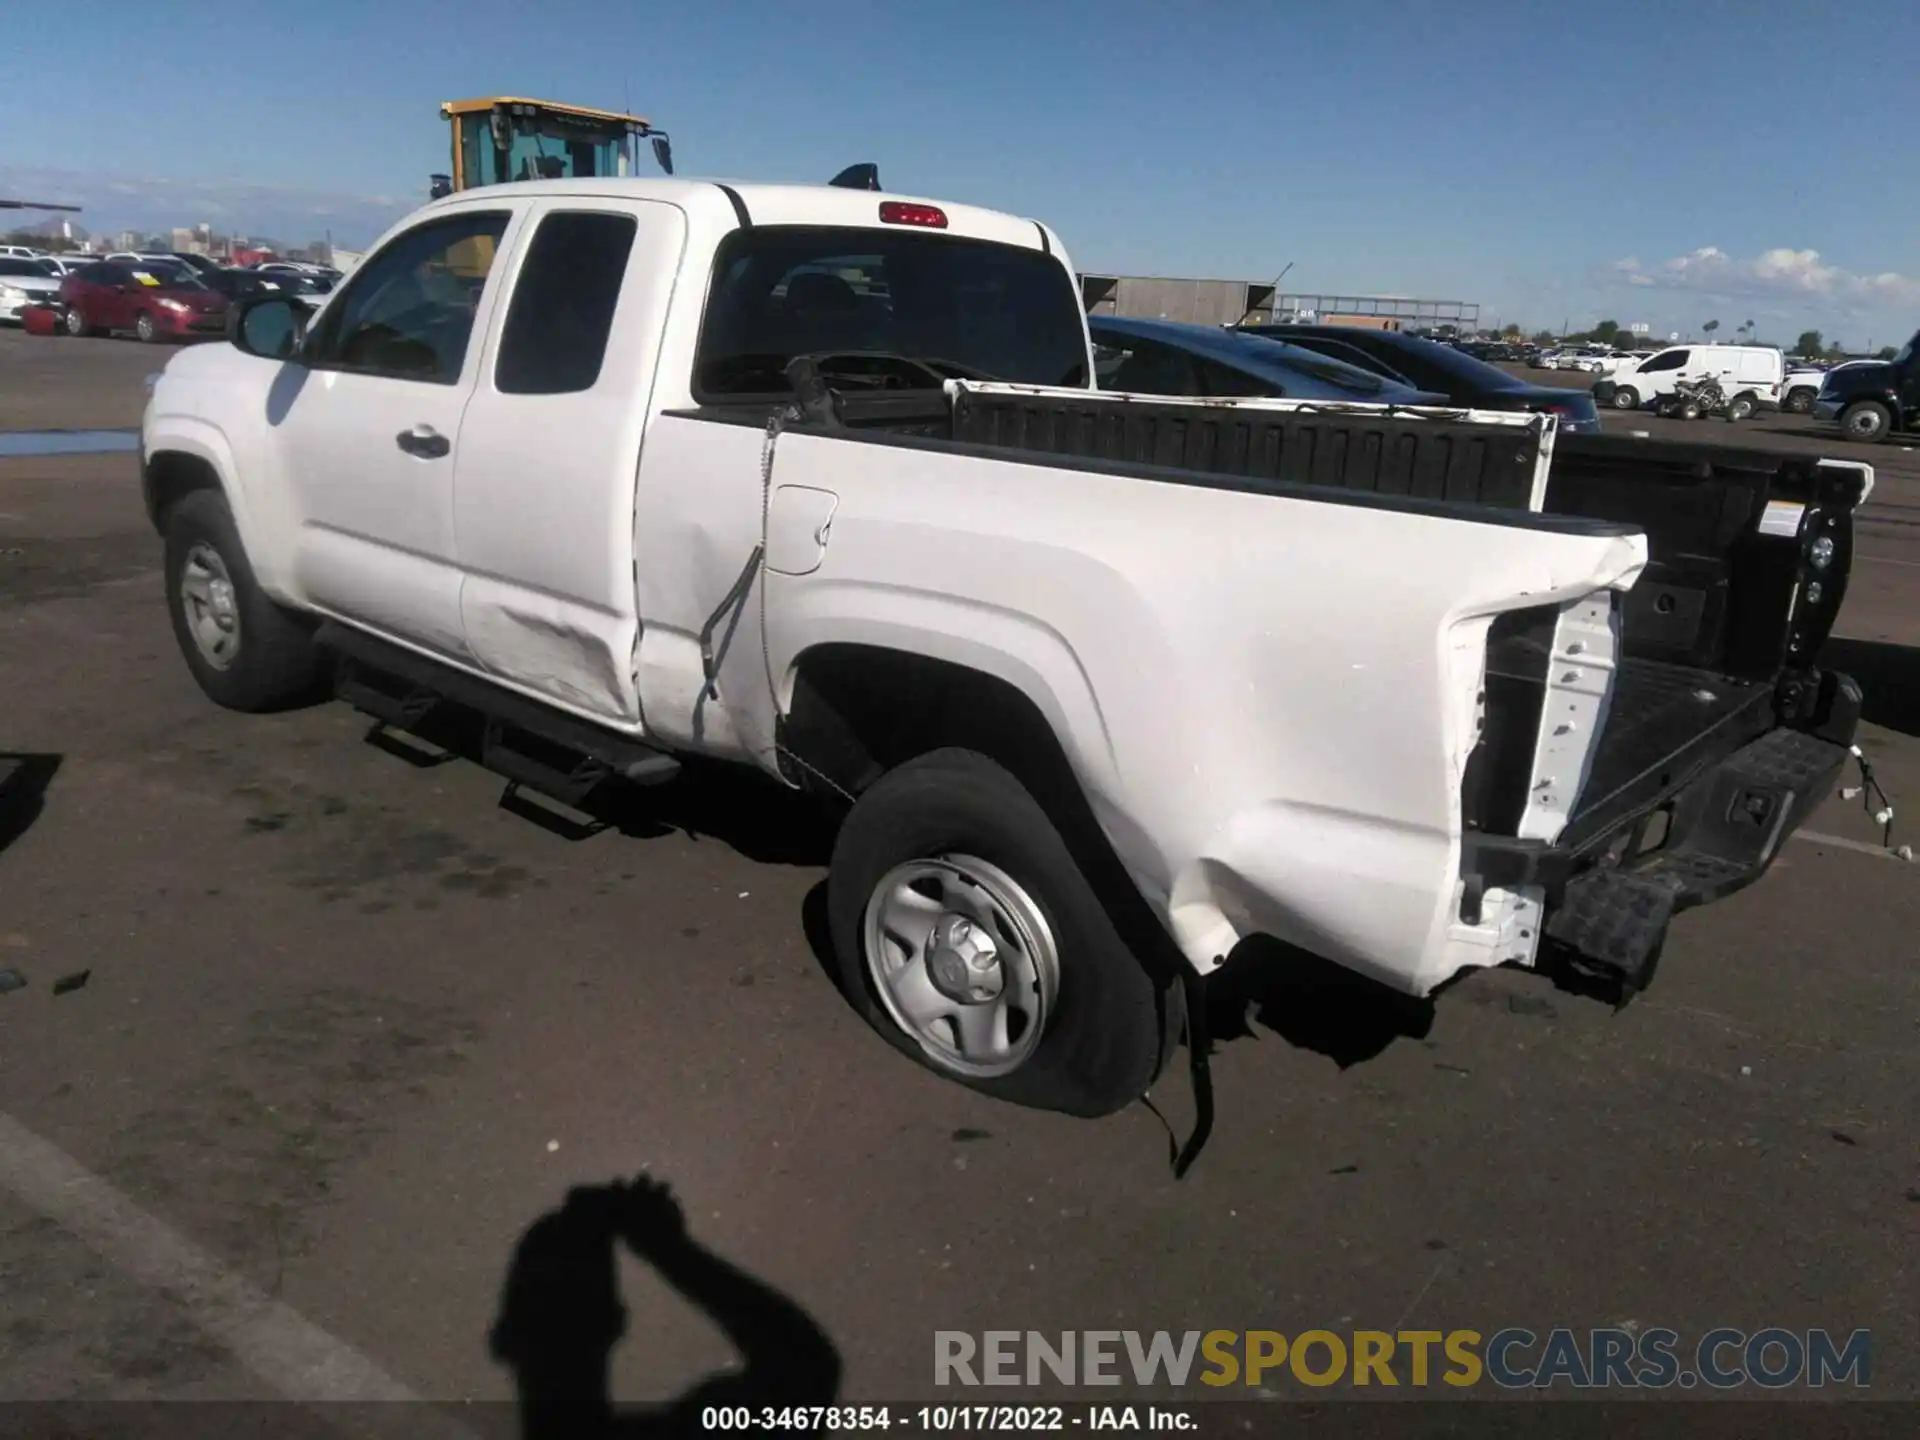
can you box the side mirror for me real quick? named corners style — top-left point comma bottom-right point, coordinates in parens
top-left (650, 134), bottom-right (674, 175)
top-left (230, 296), bottom-right (303, 360)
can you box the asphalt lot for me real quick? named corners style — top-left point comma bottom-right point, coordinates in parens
top-left (0, 327), bottom-right (1916, 1423)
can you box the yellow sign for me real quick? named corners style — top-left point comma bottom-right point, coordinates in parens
top-left (133, 272), bottom-right (161, 287)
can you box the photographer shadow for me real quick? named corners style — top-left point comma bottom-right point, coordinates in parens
top-left (490, 1174), bottom-right (842, 1439)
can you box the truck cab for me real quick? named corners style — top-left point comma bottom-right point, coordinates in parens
top-left (1814, 330), bottom-right (1920, 443)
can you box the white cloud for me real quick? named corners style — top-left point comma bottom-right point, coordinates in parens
top-left (1610, 246), bottom-right (1920, 311)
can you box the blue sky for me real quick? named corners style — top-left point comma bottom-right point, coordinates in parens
top-left (5, 0), bottom-right (1915, 346)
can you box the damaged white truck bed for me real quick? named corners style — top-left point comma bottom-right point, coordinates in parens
top-left (141, 176), bottom-right (1870, 1117)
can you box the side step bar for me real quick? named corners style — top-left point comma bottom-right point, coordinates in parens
top-left (316, 622), bottom-right (681, 807)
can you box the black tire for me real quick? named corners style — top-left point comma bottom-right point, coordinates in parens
top-left (1681, 403), bottom-right (1701, 421)
top-left (63, 306), bottom-right (93, 338)
top-left (1839, 401), bottom-right (1892, 444)
top-left (1612, 385), bottom-right (1640, 410)
top-left (135, 311), bottom-right (161, 344)
top-left (162, 489), bottom-right (326, 712)
top-left (1785, 387), bottom-right (1817, 414)
top-left (826, 748), bottom-right (1165, 1117)
top-left (1726, 395), bottom-right (1755, 421)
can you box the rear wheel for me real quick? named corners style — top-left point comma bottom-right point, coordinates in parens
top-left (1725, 394), bottom-right (1755, 421)
top-left (1612, 385), bottom-right (1640, 410)
top-left (63, 306), bottom-right (92, 338)
top-left (1785, 386), bottom-right (1817, 414)
top-left (135, 312), bottom-right (160, 344)
top-left (1839, 401), bottom-right (1891, 443)
top-left (163, 490), bottom-right (327, 712)
top-left (826, 748), bottom-right (1165, 1117)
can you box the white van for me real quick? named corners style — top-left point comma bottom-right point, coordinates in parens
top-left (1597, 344), bottom-right (1785, 415)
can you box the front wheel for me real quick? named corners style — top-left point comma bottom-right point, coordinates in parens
top-left (1840, 401), bottom-right (1892, 443)
top-left (1785, 387), bottom-right (1817, 414)
top-left (1725, 395), bottom-right (1755, 421)
top-left (135, 312), bottom-right (161, 344)
top-left (163, 490), bottom-right (327, 712)
top-left (1612, 386), bottom-right (1640, 410)
top-left (63, 306), bottom-right (91, 338)
top-left (826, 748), bottom-right (1166, 1117)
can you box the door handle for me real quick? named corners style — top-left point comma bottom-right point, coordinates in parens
top-left (395, 426), bottom-right (450, 459)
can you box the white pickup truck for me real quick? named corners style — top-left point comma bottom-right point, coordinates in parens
top-left (142, 178), bottom-right (1870, 1119)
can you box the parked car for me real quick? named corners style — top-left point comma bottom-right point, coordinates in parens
top-left (1813, 331), bottom-right (1920, 442)
top-left (0, 244), bottom-right (49, 260)
top-left (0, 256), bottom-right (65, 324)
top-left (197, 266), bottom-right (310, 302)
top-left (34, 255), bottom-right (96, 277)
top-left (1783, 360), bottom-right (1877, 414)
top-left (1235, 324), bottom-right (1602, 431)
top-left (1090, 316), bottom-right (1449, 406)
top-left (59, 258), bottom-right (229, 342)
top-left (164, 252), bottom-right (227, 279)
top-left (1588, 349), bottom-right (1654, 377)
top-left (254, 261), bottom-right (340, 291)
top-left (1592, 344), bottom-right (1785, 417)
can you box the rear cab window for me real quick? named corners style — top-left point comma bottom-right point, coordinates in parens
top-left (693, 226), bottom-right (1088, 399)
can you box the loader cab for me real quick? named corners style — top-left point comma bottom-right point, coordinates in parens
top-left (435, 97), bottom-right (673, 198)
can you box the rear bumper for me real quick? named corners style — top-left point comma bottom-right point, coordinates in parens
top-left (1461, 672), bottom-right (1860, 990)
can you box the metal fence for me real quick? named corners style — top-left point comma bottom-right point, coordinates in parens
top-left (1079, 275), bottom-right (1478, 332)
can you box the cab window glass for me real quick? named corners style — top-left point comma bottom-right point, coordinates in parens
top-left (310, 211), bottom-right (510, 383)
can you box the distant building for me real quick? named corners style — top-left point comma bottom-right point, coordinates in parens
top-left (1079, 274), bottom-right (1479, 334)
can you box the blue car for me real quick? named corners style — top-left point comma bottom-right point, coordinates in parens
top-left (1088, 315), bottom-right (1450, 406)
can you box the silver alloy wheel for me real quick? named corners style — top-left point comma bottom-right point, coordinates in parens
top-left (861, 854), bottom-right (1060, 1079)
top-left (64, 307), bottom-right (85, 336)
top-left (179, 542), bottom-right (242, 669)
top-left (136, 313), bottom-right (155, 342)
